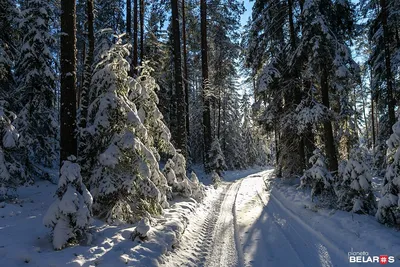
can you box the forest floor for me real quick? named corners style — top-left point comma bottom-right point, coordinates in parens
top-left (1, 167), bottom-right (400, 266)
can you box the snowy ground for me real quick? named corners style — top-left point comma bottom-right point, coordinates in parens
top-left (1, 167), bottom-right (400, 266)
top-left (162, 169), bottom-right (400, 267)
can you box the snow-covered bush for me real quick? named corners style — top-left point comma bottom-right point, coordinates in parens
top-left (208, 138), bottom-right (227, 176)
top-left (300, 149), bottom-right (335, 202)
top-left (82, 32), bottom-right (168, 223)
top-left (43, 157), bottom-right (93, 250)
top-left (376, 120), bottom-right (400, 225)
top-left (163, 153), bottom-right (205, 201)
top-left (0, 100), bottom-right (25, 199)
top-left (335, 147), bottom-right (376, 214)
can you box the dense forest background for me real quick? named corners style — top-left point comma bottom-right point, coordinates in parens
top-left (1, 0), bottom-right (400, 249)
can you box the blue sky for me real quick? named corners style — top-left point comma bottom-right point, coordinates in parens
top-left (241, 0), bottom-right (253, 26)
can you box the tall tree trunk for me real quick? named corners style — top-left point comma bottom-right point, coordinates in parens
top-left (171, 0), bottom-right (187, 157)
top-left (127, 0), bottom-right (131, 36)
top-left (288, 0), bottom-right (305, 172)
top-left (380, 0), bottom-right (396, 127)
top-left (140, 0), bottom-right (144, 64)
top-left (217, 87), bottom-right (221, 139)
top-left (60, 0), bottom-right (78, 162)
top-left (201, 0), bottom-right (211, 169)
top-left (133, 0), bottom-right (138, 75)
top-left (321, 68), bottom-right (338, 172)
top-left (182, 0), bottom-right (190, 139)
top-left (77, 38), bottom-right (85, 107)
top-left (371, 93), bottom-right (376, 151)
top-left (275, 125), bottom-right (281, 177)
top-left (304, 126), bottom-right (315, 168)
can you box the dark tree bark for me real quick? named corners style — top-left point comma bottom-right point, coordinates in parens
top-left (171, 0), bottom-right (187, 157)
top-left (140, 0), bottom-right (144, 64)
top-left (321, 68), bottom-right (338, 172)
top-left (133, 0), bottom-right (138, 75)
top-left (288, 0), bottom-right (305, 172)
top-left (201, 0), bottom-right (212, 169)
top-left (182, 0), bottom-right (190, 138)
top-left (380, 0), bottom-right (395, 127)
top-left (127, 0), bottom-right (131, 36)
top-left (60, 0), bottom-right (78, 162)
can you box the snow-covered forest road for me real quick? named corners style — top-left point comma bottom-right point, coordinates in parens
top-left (162, 169), bottom-right (351, 267)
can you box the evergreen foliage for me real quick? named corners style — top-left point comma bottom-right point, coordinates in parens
top-left (376, 119), bottom-right (400, 225)
top-left (14, 0), bottom-right (58, 178)
top-left (336, 147), bottom-right (376, 214)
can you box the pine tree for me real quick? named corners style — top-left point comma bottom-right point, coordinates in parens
top-left (201, 0), bottom-right (212, 170)
top-left (14, 0), bottom-right (58, 177)
top-left (60, 0), bottom-right (78, 162)
top-left (170, 0), bottom-right (187, 157)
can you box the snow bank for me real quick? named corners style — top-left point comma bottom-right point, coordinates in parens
top-left (0, 180), bottom-right (217, 266)
top-left (270, 175), bottom-right (400, 260)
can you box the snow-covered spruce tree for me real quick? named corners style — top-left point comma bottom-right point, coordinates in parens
top-left (376, 119), bottom-right (400, 225)
top-left (0, 0), bottom-right (18, 98)
top-left (208, 138), bottom-right (227, 177)
top-left (300, 149), bottom-right (335, 203)
top-left (14, 0), bottom-right (58, 178)
top-left (83, 31), bottom-right (169, 223)
top-left (221, 85), bottom-right (247, 170)
top-left (335, 147), bottom-right (376, 214)
top-left (131, 63), bottom-right (205, 202)
top-left (131, 62), bottom-right (176, 158)
top-left (43, 156), bottom-right (93, 250)
top-left (0, 100), bottom-right (25, 199)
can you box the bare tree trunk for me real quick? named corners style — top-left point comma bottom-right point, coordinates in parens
top-left (60, 0), bottom-right (78, 162)
top-left (321, 68), bottom-right (338, 172)
top-left (201, 0), bottom-right (212, 169)
top-left (182, 0), bottom-right (190, 138)
top-left (133, 0), bottom-right (138, 75)
top-left (127, 0), bottom-right (131, 36)
top-left (171, 0), bottom-right (187, 157)
top-left (77, 38), bottom-right (85, 107)
top-left (218, 87), bottom-right (221, 139)
top-left (380, 0), bottom-right (395, 127)
top-left (140, 0), bottom-right (144, 64)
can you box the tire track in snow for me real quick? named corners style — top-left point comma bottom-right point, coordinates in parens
top-left (161, 183), bottom-right (231, 267)
top-left (204, 180), bottom-right (243, 267)
top-left (161, 180), bottom-right (245, 267)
